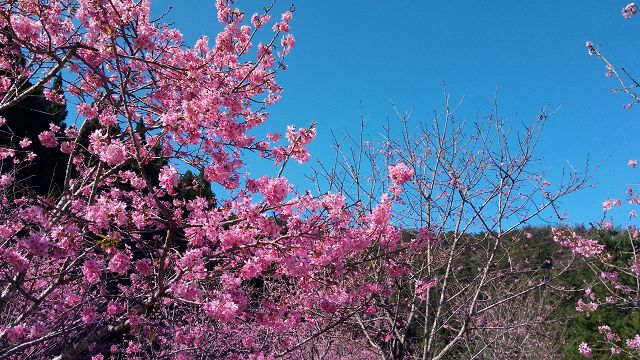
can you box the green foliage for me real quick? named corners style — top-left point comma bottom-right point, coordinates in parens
top-left (176, 169), bottom-right (214, 202)
top-left (551, 228), bottom-right (640, 359)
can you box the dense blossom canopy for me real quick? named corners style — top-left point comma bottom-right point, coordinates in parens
top-left (0, 0), bottom-right (406, 358)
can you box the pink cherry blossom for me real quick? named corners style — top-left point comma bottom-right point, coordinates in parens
top-left (578, 342), bottom-right (593, 357)
top-left (576, 299), bottom-right (598, 313)
top-left (38, 130), bottom-right (57, 148)
top-left (159, 165), bottom-right (179, 196)
top-left (18, 138), bottom-right (31, 148)
top-left (204, 296), bottom-right (239, 323)
top-left (107, 251), bottom-right (130, 275)
top-left (602, 199), bottom-right (621, 211)
top-left (553, 228), bottom-right (604, 258)
top-left (107, 301), bottom-right (125, 317)
top-left (82, 259), bottom-right (103, 284)
top-left (100, 142), bottom-right (126, 166)
top-left (628, 334), bottom-right (640, 349)
top-left (388, 162), bottom-right (414, 185)
top-left (623, 3), bottom-right (638, 18)
top-left (257, 176), bottom-right (291, 206)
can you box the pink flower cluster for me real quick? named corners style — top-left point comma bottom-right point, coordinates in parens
top-left (82, 259), bottom-right (103, 284)
top-left (370, 194), bottom-right (393, 227)
top-left (388, 162), bottom-right (414, 186)
top-left (37, 123), bottom-right (62, 148)
top-left (272, 124), bottom-right (316, 164)
top-left (159, 165), bottom-right (179, 195)
top-left (248, 176), bottom-right (291, 206)
top-left (274, 10), bottom-right (293, 32)
top-left (579, 342), bottom-right (593, 357)
top-left (628, 334), bottom-right (640, 349)
top-left (623, 3), bottom-right (638, 19)
top-left (107, 251), bottom-right (130, 275)
top-left (576, 299), bottom-right (598, 313)
top-left (38, 131), bottom-right (57, 148)
top-left (204, 295), bottom-right (239, 323)
top-left (415, 278), bottom-right (437, 300)
top-left (552, 228), bottom-right (604, 258)
top-left (602, 198), bottom-right (621, 212)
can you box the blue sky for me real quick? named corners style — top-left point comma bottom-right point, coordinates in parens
top-left (152, 1), bottom-right (640, 226)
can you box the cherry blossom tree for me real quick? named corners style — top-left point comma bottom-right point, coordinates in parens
top-left (312, 96), bottom-right (589, 359)
top-left (0, 1), bottom-right (402, 358)
top-left (586, 3), bottom-right (640, 109)
top-left (554, 172), bottom-right (640, 357)
top-left (570, 3), bottom-right (640, 357)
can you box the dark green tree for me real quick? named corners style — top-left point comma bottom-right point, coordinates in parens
top-left (0, 74), bottom-right (68, 196)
